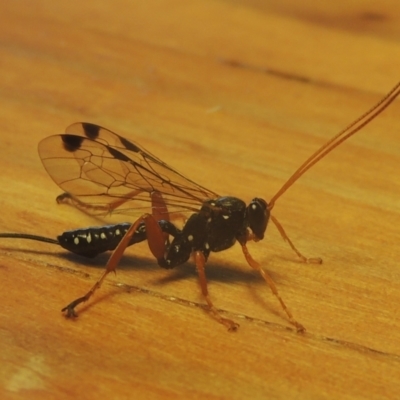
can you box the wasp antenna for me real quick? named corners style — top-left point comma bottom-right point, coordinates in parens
top-left (0, 233), bottom-right (59, 245)
top-left (268, 81), bottom-right (400, 209)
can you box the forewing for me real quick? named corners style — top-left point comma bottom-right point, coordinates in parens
top-left (38, 123), bottom-right (218, 217)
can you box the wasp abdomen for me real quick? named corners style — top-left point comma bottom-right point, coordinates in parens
top-left (57, 223), bottom-right (146, 257)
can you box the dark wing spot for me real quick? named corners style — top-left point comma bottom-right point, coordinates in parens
top-left (107, 146), bottom-right (131, 162)
top-left (62, 135), bottom-right (85, 152)
top-left (82, 123), bottom-right (100, 139)
top-left (120, 136), bottom-right (140, 152)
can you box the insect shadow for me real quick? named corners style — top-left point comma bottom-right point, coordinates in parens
top-left (5, 238), bottom-right (273, 285)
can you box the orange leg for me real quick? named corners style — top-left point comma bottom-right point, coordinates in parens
top-left (62, 216), bottom-right (150, 316)
top-left (270, 215), bottom-right (322, 264)
top-left (193, 251), bottom-right (239, 331)
top-left (150, 191), bottom-right (171, 245)
top-left (151, 191), bottom-right (170, 222)
top-left (62, 191), bottom-right (171, 317)
top-left (56, 189), bottom-right (146, 216)
top-left (241, 243), bottom-right (306, 332)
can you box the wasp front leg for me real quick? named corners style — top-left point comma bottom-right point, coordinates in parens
top-left (270, 215), bottom-right (322, 264)
top-left (240, 238), bottom-right (305, 333)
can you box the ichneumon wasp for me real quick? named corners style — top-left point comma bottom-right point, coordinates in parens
top-left (1, 82), bottom-right (400, 332)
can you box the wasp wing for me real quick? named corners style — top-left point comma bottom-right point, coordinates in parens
top-left (38, 122), bottom-right (218, 217)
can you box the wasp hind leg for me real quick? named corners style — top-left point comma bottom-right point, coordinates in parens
top-left (62, 192), bottom-right (174, 317)
top-left (61, 216), bottom-right (151, 317)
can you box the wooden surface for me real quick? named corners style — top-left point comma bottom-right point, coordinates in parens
top-left (1, 1), bottom-right (400, 399)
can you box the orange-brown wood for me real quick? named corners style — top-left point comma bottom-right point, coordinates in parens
top-left (1, 1), bottom-right (400, 399)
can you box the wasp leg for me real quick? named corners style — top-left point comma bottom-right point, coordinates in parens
top-left (62, 191), bottom-right (176, 317)
top-left (62, 216), bottom-right (149, 317)
top-left (270, 215), bottom-right (322, 264)
top-left (241, 243), bottom-right (306, 333)
top-left (61, 214), bottom-right (178, 317)
top-left (194, 250), bottom-right (239, 331)
top-left (152, 212), bottom-right (238, 330)
top-left (56, 189), bottom-right (146, 216)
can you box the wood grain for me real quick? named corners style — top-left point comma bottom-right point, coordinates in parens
top-left (1, 1), bottom-right (400, 399)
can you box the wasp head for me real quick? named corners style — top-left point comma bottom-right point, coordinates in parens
top-left (246, 198), bottom-right (270, 241)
